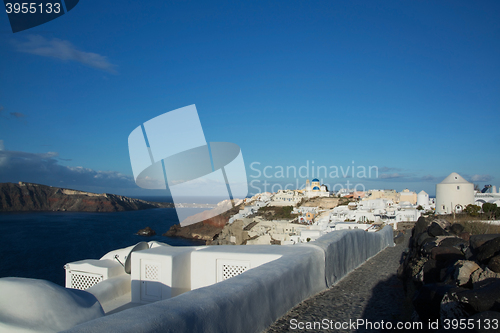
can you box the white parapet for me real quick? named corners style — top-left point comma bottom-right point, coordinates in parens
top-left (63, 226), bottom-right (394, 333)
top-left (190, 247), bottom-right (282, 290)
top-left (130, 246), bottom-right (197, 303)
top-left (65, 259), bottom-right (125, 290)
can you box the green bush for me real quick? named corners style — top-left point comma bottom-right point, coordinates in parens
top-left (482, 203), bottom-right (498, 219)
top-left (465, 204), bottom-right (481, 217)
top-left (257, 206), bottom-right (297, 220)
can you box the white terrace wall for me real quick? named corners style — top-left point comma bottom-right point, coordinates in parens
top-left (63, 226), bottom-right (394, 333)
top-left (313, 226), bottom-right (394, 287)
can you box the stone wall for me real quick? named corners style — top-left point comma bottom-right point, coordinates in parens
top-left (398, 216), bottom-right (500, 326)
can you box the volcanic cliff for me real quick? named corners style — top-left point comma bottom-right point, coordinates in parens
top-left (0, 182), bottom-right (173, 212)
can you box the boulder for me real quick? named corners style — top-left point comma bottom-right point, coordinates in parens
top-left (428, 222), bottom-right (448, 237)
top-left (471, 267), bottom-right (500, 287)
top-left (459, 232), bottom-right (471, 242)
top-left (417, 233), bottom-right (434, 248)
top-left (414, 216), bottom-right (431, 238)
top-left (136, 226), bottom-right (156, 236)
top-left (423, 259), bottom-right (441, 284)
top-left (456, 280), bottom-right (500, 313)
top-left (431, 246), bottom-right (464, 262)
top-left (406, 257), bottom-right (428, 282)
top-left (453, 260), bottom-right (480, 286)
top-left (488, 255), bottom-right (500, 273)
top-left (422, 239), bottom-right (439, 255)
top-left (476, 237), bottom-right (500, 263)
top-left (440, 287), bottom-right (472, 321)
top-left (439, 237), bottom-right (467, 249)
top-left (470, 234), bottom-right (500, 252)
top-left (449, 223), bottom-right (465, 235)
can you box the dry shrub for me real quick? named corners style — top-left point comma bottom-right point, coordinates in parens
top-left (460, 221), bottom-right (500, 235)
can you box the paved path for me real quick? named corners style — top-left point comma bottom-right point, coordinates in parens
top-left (264, 234), bottom-right (412, 333)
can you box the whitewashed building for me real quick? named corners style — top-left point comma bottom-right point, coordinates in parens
top-left (436, 172), bottom-right (474, 214)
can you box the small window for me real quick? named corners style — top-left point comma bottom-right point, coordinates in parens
top-left (442, 205), bottom-right (446, 210)
top-left (457, 186), bottom-right (460, 190)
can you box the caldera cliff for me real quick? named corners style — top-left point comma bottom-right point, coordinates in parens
top-left (0, 182), bottom-right (173, 212)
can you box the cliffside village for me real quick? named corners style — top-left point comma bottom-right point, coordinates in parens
top-left (212, 174), bottom-right (500, 246)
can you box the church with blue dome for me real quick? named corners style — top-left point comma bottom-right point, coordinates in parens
top-left (302, 178), bottom-right (329, 198)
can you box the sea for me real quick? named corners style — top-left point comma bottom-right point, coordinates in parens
top-left (0, 196), bottom-right (219, 287)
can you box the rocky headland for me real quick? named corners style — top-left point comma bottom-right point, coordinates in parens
top-left (0, 182), bottom-right (173, 212)
top-left (163, 199), bottom-right (243, 243)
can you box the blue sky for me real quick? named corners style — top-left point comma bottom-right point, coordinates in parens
top-left (0, 0), bottom-right (499, 197)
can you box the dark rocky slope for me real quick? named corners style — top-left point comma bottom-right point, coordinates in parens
top-left (163, 200), bottom-right (242, 243)
top-left (399, 216), bottom-right (500, 328)
top-left (0, 182), bottom-right (172, 212)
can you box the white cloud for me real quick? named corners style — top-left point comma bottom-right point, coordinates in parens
top-left (0, 149), bottom-right (135, 190)
top-left (379, 166), bottom-right (402, 172)
top-left (15, 35), bottom-right (117, 74)
top-left (470, 174), bottom-right (493, 182)
top-left (379, 173), bottom-right (405, 179)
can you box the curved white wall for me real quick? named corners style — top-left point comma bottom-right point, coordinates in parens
top-left (436, 182), bottom-right (474, 214)
top-left (417, 192), bottom-right (429, 207)
top-left (63, 226), bottom-right (394, 333)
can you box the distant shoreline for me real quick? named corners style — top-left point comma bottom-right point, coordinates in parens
top-left (0, 182), bottom-right (222, 213)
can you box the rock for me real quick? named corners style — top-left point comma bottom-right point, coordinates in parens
top-left (459, 232), bottom-right (471, 242)
top-left (422, 239), bottom-right (439, 255)
top-left (439, 237), bottom-right (467, 249)
top-left (423, 259), bottom-right (441, 284)
top-left (163, 224), bottom-right (181, 237)
top-left (471, 267), bottom-right (500, 287)
top-left (449, 223), bottom-right (465, 235)
top-left (414, 216), bottom-right (431, 238)
top-left (464, 247), bottom-right (475, 260)
top-left (136, 226), bottom-right (156, 236)
top-left (428, 222), bottom-right (448, 237)
top-left (418, 234), bottom-right (434, 249)
top-left (456, 280), bottom-right (500, 313)
top-left (476, 237), bottom-right (500, 263)
top-left (440, 287), bottom-right (472, 321)
top-left (470, 234), bottom-right (500, 252)
top-left (412, 216), bottom-right (431, 248)
top-left (453, 260), bottom-right (481, 286)
top-left (413, 283), bottom-right (454, 322)
top-left (407, 257), bottom-right (428, 282)
top-left (431, 246), bottom-right (464, 262)
top-left (163, 216), bottom-right (229, 243)
top-left (468, 311), bottom-right (500, 333)
top-left (432, 218), bottom-right (452, 232)
top-left (488, 255), bottom-right (500, 273)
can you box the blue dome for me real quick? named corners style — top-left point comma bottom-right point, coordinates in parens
top-left (312, 178), bottom-right (319, 182)
top-left (312, 186), bottom-right (320, 190)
